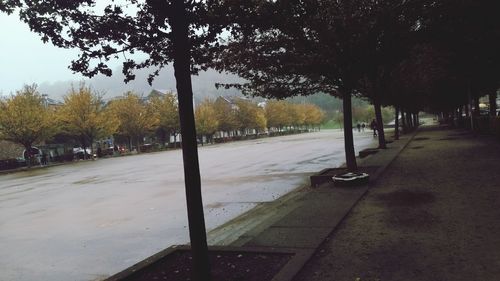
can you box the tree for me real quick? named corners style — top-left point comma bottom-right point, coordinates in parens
top-left (0, 85), bottom-right (55, 166)
top-left (303, 104), bottom-right (326, 130)
top-left (287, 103), bottom-right (306, 130)
top-left (352, 1), bottom-right (422, 148)
top-left (234, 98), bottom-right (267, 135)
top-left (217, 0), bottom-right (367, 170)
top-left (150, 92), bottom-right (180, 147)
top-left (108, 92), bottom-right (156, 153)
top-left (264, 100), bottom-right (290, 132)
top-left (213, 97), bottom-right (239, 138)
top-left (58, 84), bottom-right (117, 159)
top-left (3, 1), bottom-right (227, 276)
top-left (195, 99), bottom-right (219, 145)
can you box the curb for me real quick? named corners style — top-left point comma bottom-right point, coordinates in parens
top-left (219, 128), bottom-right (422, 281)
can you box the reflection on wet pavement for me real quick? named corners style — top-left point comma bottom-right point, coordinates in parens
top-left (0, 130), bottom-right (376, 281)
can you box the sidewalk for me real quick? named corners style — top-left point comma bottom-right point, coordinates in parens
top-left (292, 125), bottom-right (500, 281)
top-left (210, 123), bottom-right (500, 280)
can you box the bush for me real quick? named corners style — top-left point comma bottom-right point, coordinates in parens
top-left (475, 116), bottom-right (490, 133)
top-left (0, 158), bottom-right (24, 171)
top-left (490, 117), bottom-right (500, 139)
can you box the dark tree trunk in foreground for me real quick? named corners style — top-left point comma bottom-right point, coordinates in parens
top-left (394, 106), bottom-right (400, 140)
top-left (341, 90), bottom-right (358, 171)
top-left (401, 110), bottom-right (407, 133)
top-left (489, 92), bottom-right (497, 117)
top-left (406, 111), bottom-right (412, 130)
top-left (373, 99), bottom-right (387, 149)
top-left (171, 2), bottom-right (211, 280)
top-left (413, 113), bottom-right (418, 128)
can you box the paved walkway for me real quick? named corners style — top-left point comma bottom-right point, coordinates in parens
top-left (211, 123), bottom-right (500, 280)
top-left (292, 125), bottom-right (500, 280)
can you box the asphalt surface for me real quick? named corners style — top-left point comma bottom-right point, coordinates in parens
top-left (0, 129), bottom-right (376, 281)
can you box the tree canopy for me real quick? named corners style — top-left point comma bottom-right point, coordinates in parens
top-left (0, 85), bottom-right (55, 165)
top-left (214, 0), bottom-right (416, 169)
top-left (108, 92), bottom-right (156, 152)
top-left (149, 92), bottom-right (180, 146)
top-left (1, 2), bottom-right (229, 276)
top-left (58, 84), bottom-right (117, 157)
top-left (4, 0), bottom-right (500, 279)
top-left (195, 99), bottom-right (219, 143)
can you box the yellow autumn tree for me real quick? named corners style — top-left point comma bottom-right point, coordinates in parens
top-left (195, 99), bottom-right (219, 145)
top-left (58, 84), bottom-right (117, 158)
top-left (149, 92), bottom-right (180, 147)
top-left (108, 92), bottom-right (156, 152)
top-left (213, 97), bottom-right (239, 137)
top-left (0, 84), bottom-right (55, 166)
top-left (303, 104), bottom-right (326, 130)
top-left (234, 98), bottom-right (267, 135)
top-left (265, 100), bottom-right (290, 131)
top-left (287, 103), bottom-right (307, 130)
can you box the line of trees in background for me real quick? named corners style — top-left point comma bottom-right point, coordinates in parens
top-left (0, 84), bottom-right (326, 165)
top-left (7, 0), bottom-right (499, 278)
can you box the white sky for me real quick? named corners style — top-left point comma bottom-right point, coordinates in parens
top-left (0, 8), bottom-right (238, 100)
top-left (0, 12), bottom-right (91, 95)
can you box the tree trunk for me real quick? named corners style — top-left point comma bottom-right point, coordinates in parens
top-left (341, 90), bottom-right (357, 172)
top-left (406, 111), bottom-right (412, 130)
top-left (171, 2), bottom-right (211, 280)
top-left (160, 130), bottom-right (167, 148)
top-left (413, 113), bottom-right (418, 128)
top-left (394, 106), bottom-right (400, 140)
top-left (90, 137), bottom-right (94, 159)
top-left (468, 85), bottom-right (474, 130)
top-left (24, 144), bottom-right (32, 168)
top-left (81, 136), bottom-right (87, 160)
top-left (489, 92), bottom-right (497, 117)
top-left (458, 106), bottom-right (463, 127)
top-left (401, 110), bottom-right (406, 133)
top-left (373, 99), bottom-right (386, 149)
top-left (473, 96), bottom-right (480, 116)
top-left (82, 139), bottom-right (89, 160)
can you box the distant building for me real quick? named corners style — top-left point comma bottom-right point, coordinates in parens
top-left (216, 96), bottom-right (244, 111)
top-left (41, 94), bottom-right (63, 109)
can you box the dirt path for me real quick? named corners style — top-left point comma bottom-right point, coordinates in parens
top-left (294, 126), bottom-right (500, 281)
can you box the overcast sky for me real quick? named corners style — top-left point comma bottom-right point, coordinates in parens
top-left (0, 12), bottom-right (88, 95)
top-left (0, 11), bottom-right (242, 100)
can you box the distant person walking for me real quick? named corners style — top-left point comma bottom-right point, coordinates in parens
top-left (356, 123), bottom-right (361, 132)
top-left (370, 119), bottom-right (378, 137)
top-left (361, 123), bottom-right (366, 132)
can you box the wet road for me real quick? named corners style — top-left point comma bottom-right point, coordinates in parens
top-left (0, 130), bottom-right (376, 281)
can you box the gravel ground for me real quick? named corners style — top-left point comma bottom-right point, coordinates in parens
top-left (294, 126), bottom-right (500, 281)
